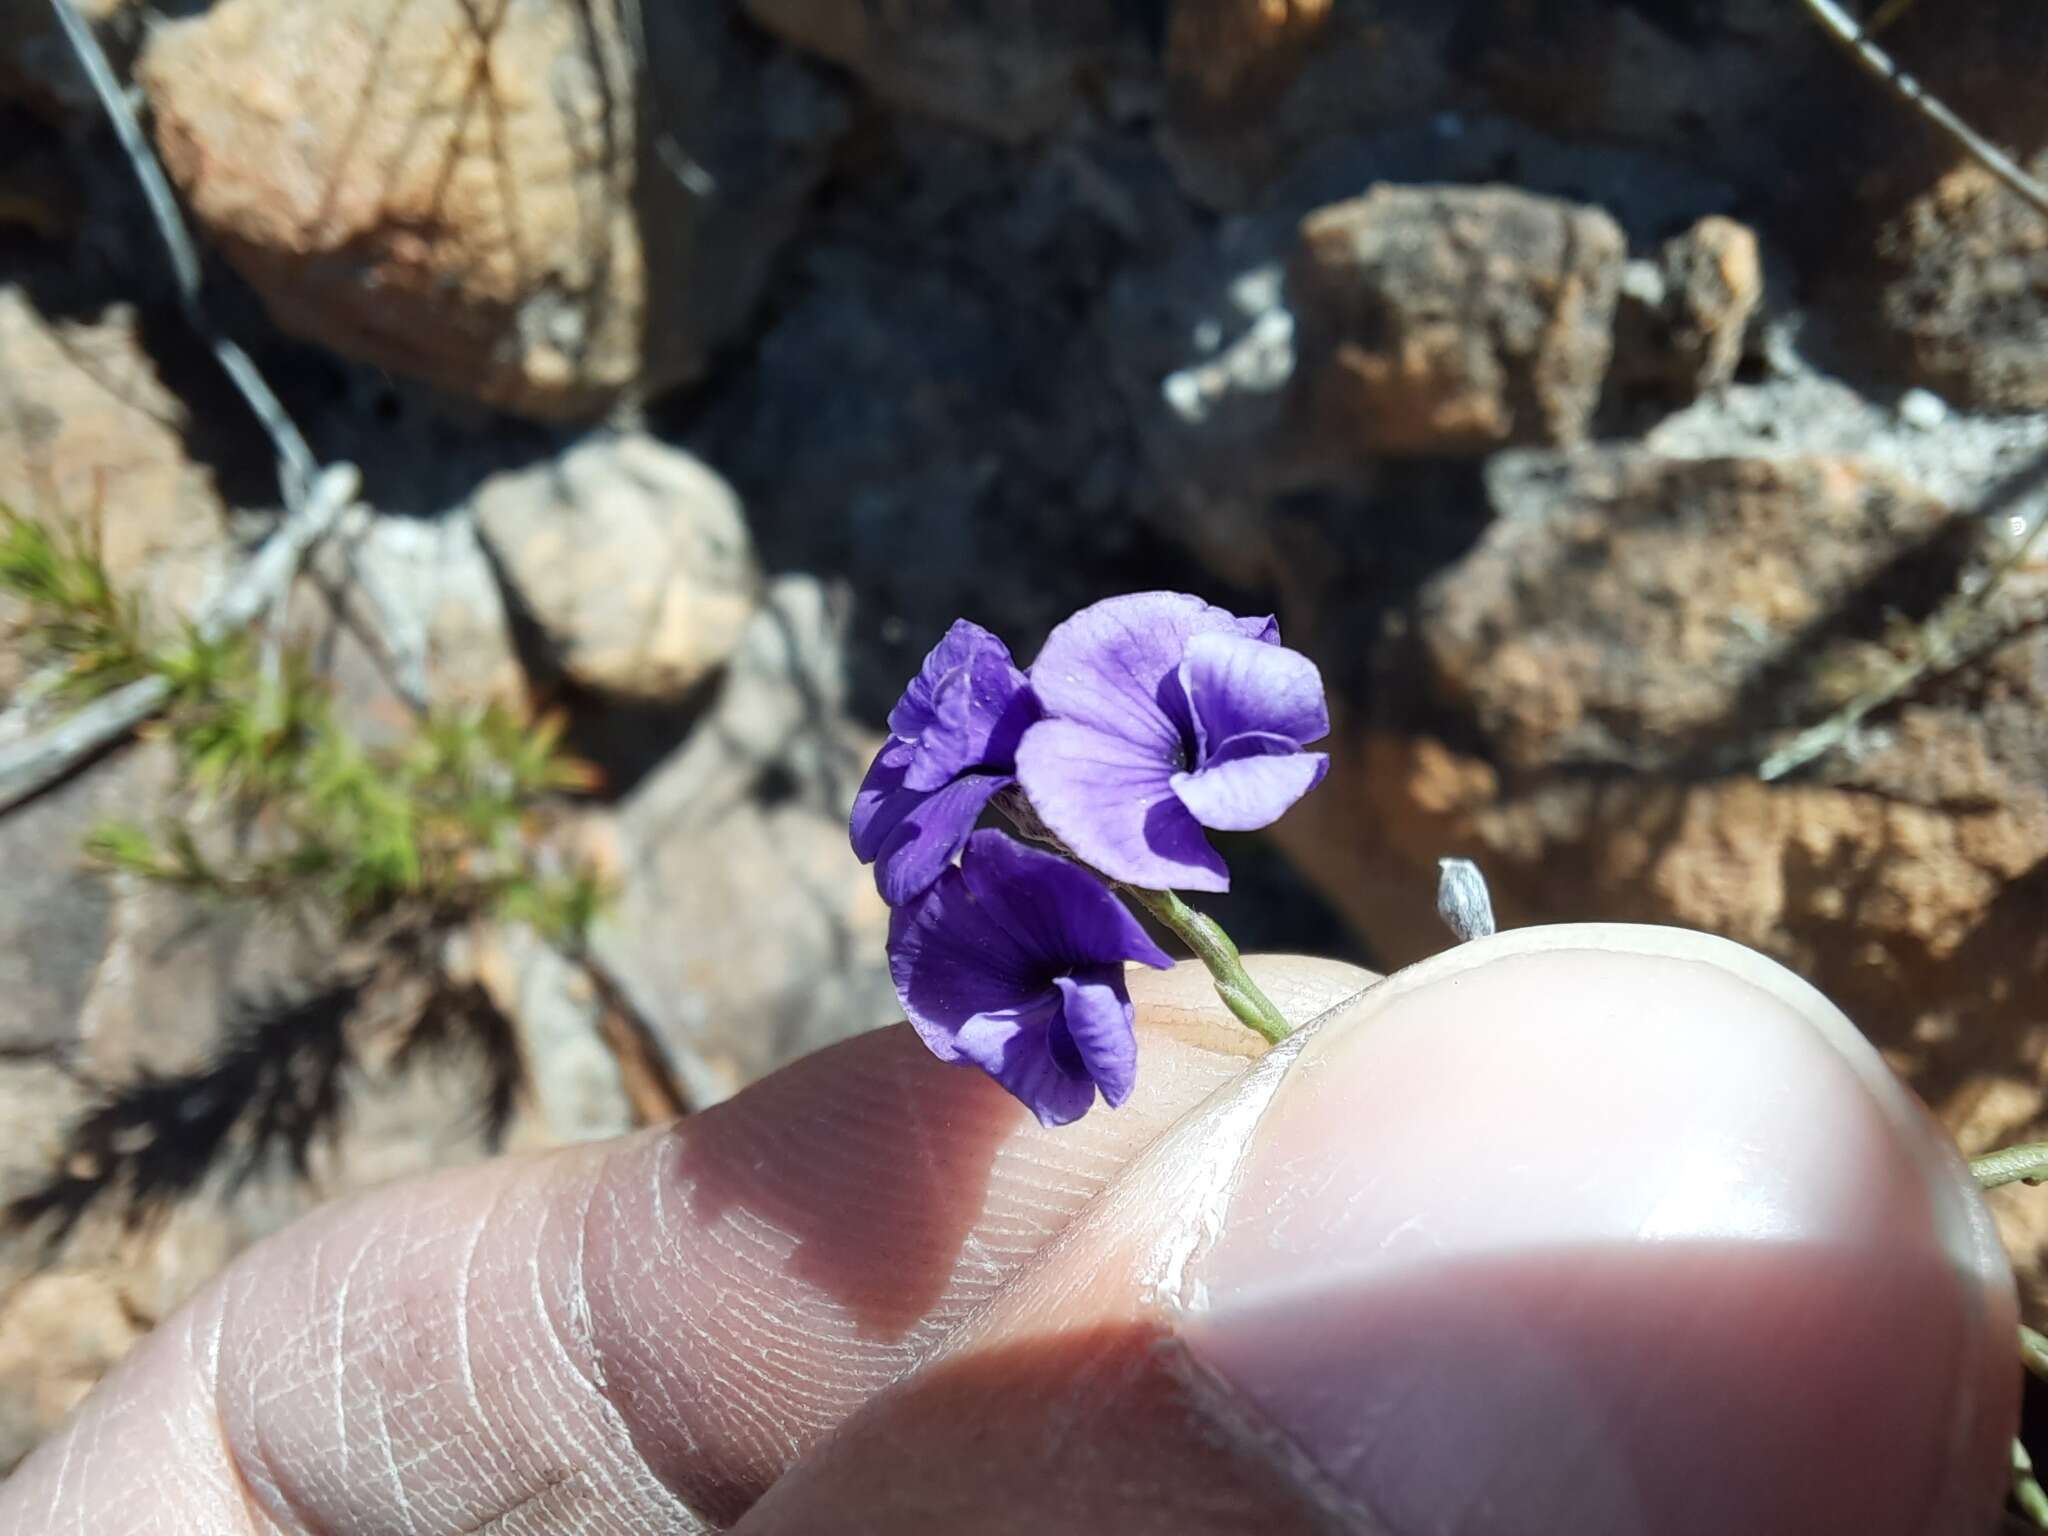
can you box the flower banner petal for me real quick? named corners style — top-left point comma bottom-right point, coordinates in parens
top-left (1053, 967), bottom-right (1139, 1108)
top-left (1170, 744), bottom-right (1330, 832)
top-left (873, 771), bottom-right (1010, 906)
top-left (1179, 631), bottom-right (1330, 760)
top-left (1027, 591), bottom-right (1252, 757)
top-left (1015, 717), bottom-right (1229, 891)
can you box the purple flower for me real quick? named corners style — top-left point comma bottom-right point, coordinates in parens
top-left (851, 620), bottom-right (1041, 905)
top-left (1015, 592), bottom-right (1328, 893)
top-left (889, 830), bottom-right (1173, 1125)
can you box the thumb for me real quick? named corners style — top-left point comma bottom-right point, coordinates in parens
top-left (737, 925), bottom-right (2017, 1536)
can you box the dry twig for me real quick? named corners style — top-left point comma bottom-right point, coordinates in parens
top-left (1794, 0), bottom-right (2048, 219)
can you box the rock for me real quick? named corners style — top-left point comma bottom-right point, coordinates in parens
top-left (137, 0), bottom-right (842, 420)
top-left (1420, 451), bottom-right (1957, 775)
top-left (1249, 443), bottom-right (2048, 1313)
top-left (464, 921), bottom-right (635, 1145)
top-left (1613, 215), bottom-right (1763, 399)
top-left (0, 1038), bottom-right (558, 1472)
top-left (1876, 153), bottom-right (2048, 411)
top-left (283, 502), bottom-right (526, 741)
top-left (739, 0), bottom-right (1143, 142)
top-left (1289, 184), bottom-right (1625, 458)
top-left (1165, 0), bottom-right (1331, 116)
top-left (590, 576), bottom-right (898, 1106)
top-left (0, 289), bottom-right (230, 696)
top-left (474, 433), bottom-right (759, 704)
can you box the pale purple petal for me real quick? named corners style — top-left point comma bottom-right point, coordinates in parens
top-left (1179, 631), bottom-right (1330, 759)
top-left (850, 739), bottom-right (916, 862)
top-left (1171, 737), bottom-right (1330, 832)
top-left (958, 1001), bottom-right (1097, 1127)
top-left (888, 865), bottom-right (1045, 1062)
top-left (1027, 591), bottom-right (1256, 757)
top-left (1236, 613), bottom-right (1282, 645)
top-left (1053, 967), bottom-right (1139, 1108)
top-left (872, 771), bottom-right (1009, 906)
top-left (954, 831), bottom-right (1173, 973)
top-left (888, 620), bottom-right (1034, 792)
top-left (1015, 717), bottom-right (1230, 891)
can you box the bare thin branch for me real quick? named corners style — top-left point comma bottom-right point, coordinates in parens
top-left (46, 0), bottom-right (429, 710)
top-left (45, 0), bottom-right (318, 500)
top-left (1795, 0), bottom-right (2048, 220)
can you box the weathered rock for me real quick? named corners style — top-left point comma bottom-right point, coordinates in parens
top-left (137, 0), bottom-right (842, 420)
top-left (740, 0), bottom-right (1142, 142)
top-left (590, 576), bottom-right (898, 1106)
top-left (474, 433), bottom-right (759, 704)
top-left (1254, 444), bottom-right (2048, 1312)
top-left (1290, 184), bottom-right (1625, 458)
top-left (1877, 154), bottom-right (2048, 411)
top-left (283, 503), bottom-right (526, 741)
top-left (0, 289), bottom-right (229, 695)
top-left (1613, 215), bottom-right (1763, 399)
top-left (0, 1040), bottom-right (558, 1472)
top-left (1421, 451), bottom-right (1957, 775)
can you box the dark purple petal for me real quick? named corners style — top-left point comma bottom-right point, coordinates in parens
top-left (888, 620), bottom-right (1034, 792)
top-left (954, 830), bottom-right (1173, 973)
top-left (1027, 592), bottom-right (1256, 759)
top-left (1053, 966), bottom-right (1139, 1108)
top-left (1170, 735), bottom-right (1330, 832)
top-left (1178, 631), bottom-right (1330, 759)
top-left (849, 738), bottom-right (916, 862)
top-left (1015, 718), bottom-right (1229, 891)
top-left (888, 864), bottom-right (1047, 1059)
top-left (958, 1002), bottom-right (1098, 1127)
top-left (872, 771), bottom-right (1010, 906)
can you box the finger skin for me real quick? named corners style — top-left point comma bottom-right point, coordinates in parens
top-left (740, 926), bottom-right (2017, 1536)
top-left (0, 958), bottom-right (1371, 1535)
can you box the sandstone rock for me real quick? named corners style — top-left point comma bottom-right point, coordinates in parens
top-left (740, 0), bottom-right (1141, 142)
top-left (474, 433), bottom-right (759, 704)
top-left (1421, 451), bottom-right (1956, 775)
top-left (591, 575), bottom-right (898, 1106)
top-left (137, 0), bottom-right (841, 420)
top-left (1290, 184), bottom-right (1625, 458)
top-left (1877, 153), bottom-right (2048, 411)
top-left (0, 289), bottom-right (229, 695)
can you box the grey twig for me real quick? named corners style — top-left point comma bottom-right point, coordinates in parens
top-left (45, 0), bottom-right (317, 501)
top-left (0, 464), bottom-right (361, 813)
top-left (1795, 0), bottom-right (2048, 220)
top-left (44, 0), bottom-right (430, 709)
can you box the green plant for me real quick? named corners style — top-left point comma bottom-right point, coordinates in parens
top-left (0, 503), bottom-right (605, 946)
top-left (0, 503), bottom-right (612, 1237)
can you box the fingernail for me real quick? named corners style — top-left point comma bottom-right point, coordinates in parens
top-left (1181, 926), bottom-right (2016, 1535)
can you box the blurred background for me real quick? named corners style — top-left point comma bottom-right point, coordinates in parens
top-left (0, 0), bottom-right (2044, 1476)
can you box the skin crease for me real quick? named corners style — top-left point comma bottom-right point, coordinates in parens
top-left (0, 933), bottom-right (2020, 1535)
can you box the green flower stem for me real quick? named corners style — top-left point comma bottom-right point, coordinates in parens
top-left (2017, 1438), bottom-right (2048, 1530)
top-left (1971, 1144), bottom-right (2048, 1189)
top-left (1124, 886), bottom-right (1294, 1045)
top-left (2022, 1325), bottom-right (2048, 1385)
